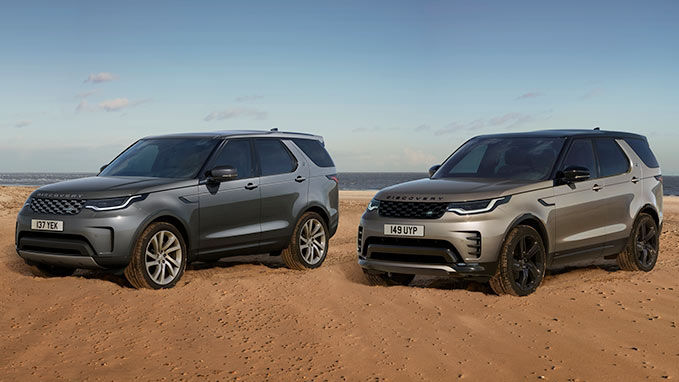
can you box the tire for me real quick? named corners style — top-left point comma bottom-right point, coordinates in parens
top-left (33, 264), bottom-right (76, 277)
top-left (124, 222), bottom-right (187, 289)
top-left (617, 213), bottom-right (659, 272)
top-left (363, 270), bottom-right (415, 286)
top-left (489, 225), bottom-right (547, 296)
top-left (281, 212), bottom-right (329, 270)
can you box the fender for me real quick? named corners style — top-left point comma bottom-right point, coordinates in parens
top-left (128, 210), bottom-right (194, 261)
top-left (502, 213), bottom-right (551, 260)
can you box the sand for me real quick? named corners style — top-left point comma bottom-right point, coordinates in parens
top-left (1, 186), bottom-right (678, 381)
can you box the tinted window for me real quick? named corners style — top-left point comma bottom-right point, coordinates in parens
top-left (624, 138), bottom-right (659, 168)
top-left (100, 138), bottom-right (218, 178)
top-left (595, 138), bottom-right (629, 177)
top-left (211, 139), bottom-right (255, 179)
top-left (255, 139), bottom-right (297, 176)
top-left (292, 138), bottom-right (335, 167)
top-left (561, 139), bottom-right (597, 177)
top-left (434, 137), bottom-right (564, 181)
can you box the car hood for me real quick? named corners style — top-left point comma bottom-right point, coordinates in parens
top-left (374, 177), bottom-right (552, 203)
top-left (31, 176), bottom-right (197, 200)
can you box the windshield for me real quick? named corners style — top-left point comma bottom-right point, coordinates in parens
top-left (100, 138), bottom-right (219, 178)
top-left (433, 137), bottom-right (565, 181)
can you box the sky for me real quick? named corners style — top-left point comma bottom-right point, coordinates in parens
top-left (1, 0), bottom-right (678, 173)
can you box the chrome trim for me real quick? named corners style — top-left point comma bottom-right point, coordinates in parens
top-left (85, 195), bottom-right (143, 211)
top-left (446, 197), bottom-right (507, 215)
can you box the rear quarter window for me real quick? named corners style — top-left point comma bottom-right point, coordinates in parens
top-left (292, 138), bottom-right (335, 168)
top-left (624, 138), bottom-right (660, 168)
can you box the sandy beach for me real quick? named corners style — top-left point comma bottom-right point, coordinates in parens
top-left (1, 186), bottom-right (678, 381)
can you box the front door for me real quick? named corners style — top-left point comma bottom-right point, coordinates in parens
top-left (552, 138), bottom-right (607, 266)
top-left (198, 139), bottom-right (261, 258)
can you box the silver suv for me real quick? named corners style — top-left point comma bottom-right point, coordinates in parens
top-left (358, 129), bottom-right (663, 296)
top-left (16, 130), bottom-right (339, 289)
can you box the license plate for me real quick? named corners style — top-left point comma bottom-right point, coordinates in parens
top-left (384, 224), bottom-right (424, 237)
top-left (31, 219), bottom-right (63, 232)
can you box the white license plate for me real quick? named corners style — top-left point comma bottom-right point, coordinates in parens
top-left (384, 224), bottom-right (424, 237)
top-left (31, 219), bottom-right (63, 232)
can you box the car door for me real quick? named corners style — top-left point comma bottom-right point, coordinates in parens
top-left (552, 138), bottom-right (607, 265)
top-left (592, 137), bottom-right (638, 255)
top-left (198, 138), bottom-right (261, 258)
top-left (254, 138), bottom-right (310, 250)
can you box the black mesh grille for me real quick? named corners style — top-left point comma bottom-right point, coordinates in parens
top-left (379, 201), bottom-right (448, 219)
top-left (30, 198), bottom-right (86, 215)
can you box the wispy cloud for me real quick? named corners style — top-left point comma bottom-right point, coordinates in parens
top-left (414, 124), bottom-right (431, 132)
top-left (204, 107), bottom-right (268, 121)
top-left (435, 112), bottom-right (535, 135)
top-left (580, 88), bottom-right (603, 100)
top-left (234, 95), bottom-right (265, 103)
top-left (14, 120), bottom-right (31, 128)
top-left (352, 126), bottom-right (402, 133)
top-left (83, 72), bottom-right (117, 84)
top-left (515, 91), bottom-right (543, 100)
top-left (78, 98), bottom-right (150, 112)
top-left (74, 90), bottom-right (97, 99)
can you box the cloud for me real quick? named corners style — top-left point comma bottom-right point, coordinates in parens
top-left (204, 107), bottom-right (268, 121)
top-left (97, 98), bottom-right (149, 112)
top-left (351, 126), bottom-right (402, 133)
top-left (74, 90), bottom-right (97, 99)
top-left (414, 124), bottom-right (431, 132)
top-left (14, 120), bottom-right (31, 128)
top-left (84, 72), bottom-right (117, 84)
top-left (234, 95), bottom-right (265, 103)
top-left (515, 91), bottom-right (543, 100)
top-left (75, 100), bottom-right (90, 113)
top-left (580, 88), bottom-right (603, 100)
top-left (435, 112), bottom-right (535, 135)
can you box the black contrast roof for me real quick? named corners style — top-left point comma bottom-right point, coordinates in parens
top-left (144, 129), bottom-right (323, 141)
top-left (478, 129), bottom-right (646, 140)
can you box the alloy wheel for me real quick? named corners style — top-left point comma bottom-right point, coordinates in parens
top-left (145, 230), bottom-right (183, 285)
top-left (511, 235), bottom-right (543, 291)
top-left (635, 218), bottom-right (658, 268)
top-left (299, 218), bottom-right (326, 265)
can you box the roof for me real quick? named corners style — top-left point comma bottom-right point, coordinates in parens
top-left (144, 129), bottom-right (323, 141)
top-left (477, 129), bottom-right (646, 140)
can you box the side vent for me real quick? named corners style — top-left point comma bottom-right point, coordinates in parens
top-left (465, 231), bottom-right (481, 258)
top-left (357, 226), bottom-right (364, 255)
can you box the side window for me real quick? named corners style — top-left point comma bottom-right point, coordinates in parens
top-left (211, 139), bottom-right (255, 179)
top-left (595, 138), bottom-right (630, 177)
top-left (624, 138), bottom-right (660, 168)
top-left (561, 139), bottom-right (597, 177)
top-left (292, 138), bottom-right (335, 167)
top-left (255, 139), bottom-right (297, 176)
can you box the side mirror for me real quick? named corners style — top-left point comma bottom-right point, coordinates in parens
top-left (207, 166), bottom-right (238, 182)
top-left (99, 164), bottom-right (108, 173)
top-left (428, 164), bottom-right (441, 178)
top-left (560, 166), bottom-right (590, 183)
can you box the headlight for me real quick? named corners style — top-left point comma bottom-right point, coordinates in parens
top-left (84, 194), bottom-right (147, 211)
top-left (367, 199), bottom-right (380, 212)
top-left (447, 196), bottom-right (510, 215)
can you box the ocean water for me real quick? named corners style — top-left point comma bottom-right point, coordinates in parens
top-left (1, 172), bottom-right (678, 195)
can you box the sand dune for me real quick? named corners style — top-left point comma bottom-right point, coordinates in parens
top-left (1, 186), bottom-right (678, 380)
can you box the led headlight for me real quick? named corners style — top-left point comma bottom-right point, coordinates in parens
top-left (447, 196), bottom-right (510, 215)
top-left (84, 194), bottom-right (147, 211)
top-left (367, 198), bottom-right (380, 212)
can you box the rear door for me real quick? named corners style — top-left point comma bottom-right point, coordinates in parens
top-left (552, 138), bottom-right (607, 265)
top-left (592, 137), bottom-right (638, 253)
top-left (198, 138), bottom-right (261, 257)
top-left (255, 138), bottom-right (310, 250)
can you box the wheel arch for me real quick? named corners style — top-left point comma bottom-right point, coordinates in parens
top-left (130, 212), bottom-right (193, 260)
top-left (298, 203), bottom-right (330, 228)
top-left (636, 204), bottom-right (660, 227)
top-left (506, 213), bottom-right (550, 254)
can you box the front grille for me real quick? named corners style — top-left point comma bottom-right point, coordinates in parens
top-left (30, 198), bottom-right (86, 215)
top-left (379, 201), bottom-right (448, 219)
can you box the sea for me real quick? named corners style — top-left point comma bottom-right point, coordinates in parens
top-left (1, 172), bottom-right (678, 195)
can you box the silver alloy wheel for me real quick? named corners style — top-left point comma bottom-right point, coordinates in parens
top-left (145, 230), bottom-right (182, 285)
top-left (299, 218), bottom-right (326, 265)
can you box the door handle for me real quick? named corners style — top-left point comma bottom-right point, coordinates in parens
top-left (245, 183), bottom-right (258, 190)
top-left (295, 176), bottom-right (306, 183)
top-left (592, 184), bottom-right (603, 192)
top-left (631, 177), bottom-right (640, 184)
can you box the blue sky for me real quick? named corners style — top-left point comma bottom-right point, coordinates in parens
top-left (1, 0), bottom-right (678, 173)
